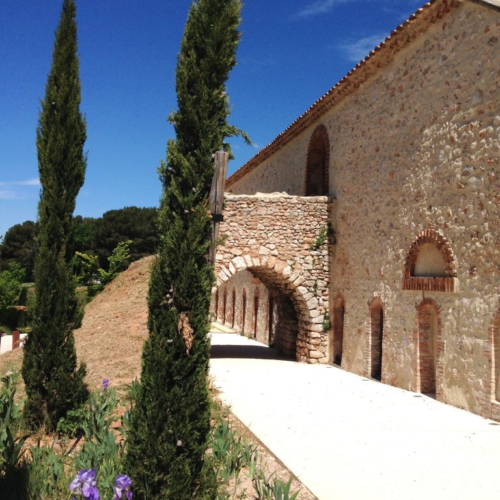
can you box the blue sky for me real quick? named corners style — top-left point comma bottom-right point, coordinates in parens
top-left (0, 0), bottom-right (424, 239)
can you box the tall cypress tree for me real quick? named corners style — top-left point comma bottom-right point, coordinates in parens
top-left (22, 0), bottom-right (87, 430)
top-left (125, 0), bottom-right (247, 497)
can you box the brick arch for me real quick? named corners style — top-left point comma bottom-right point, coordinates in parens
top-left (403, 229), bottom-right (458, 292)
top-left (215, 255), bottom-right (314, 360)
top-left (305, 124), bottom-right (330, 196)
top-left (367, 297), bottom-right (385, 381)
top-left (414, 298), bottom-right (443, 397)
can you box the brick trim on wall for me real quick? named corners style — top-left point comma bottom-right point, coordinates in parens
top-left (403, 229), bottom-right (458, 292)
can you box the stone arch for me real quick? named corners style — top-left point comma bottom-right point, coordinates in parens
top-left (367, 297), bottom-right (385, 381)
top-left (415, 298), bottom-right (442, 395)
top-left (305, 124), bottom-right (330, 196)
top-left (215, 255), bottom-right (314, 360)
top-left (331, 295), bottom-right (345, 366)
top-left (403, 229), bottom-right (457, 292)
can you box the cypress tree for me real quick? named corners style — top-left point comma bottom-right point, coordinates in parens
top-left (125, 0), bottom-right (247, 497)
top-left (22, 0), bottom-right (87, 430)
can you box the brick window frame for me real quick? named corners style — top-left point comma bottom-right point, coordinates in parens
top-left (305, 124), bottom-right (330, 196)
top-left (403, 229), bottom-right (458, 292)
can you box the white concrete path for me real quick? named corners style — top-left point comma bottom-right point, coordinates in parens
top-left (209, 331), bottom-right (500, 500)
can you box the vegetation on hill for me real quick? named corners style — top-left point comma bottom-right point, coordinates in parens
top-left (0, 207), bottom-right (158, 282)
top-left (0, 222), bottom-right (36, 282)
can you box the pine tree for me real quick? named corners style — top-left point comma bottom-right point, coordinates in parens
top-left (125, 0), bottom-right (247, 497)
top-left (22, 0), bottom-right (87, 430)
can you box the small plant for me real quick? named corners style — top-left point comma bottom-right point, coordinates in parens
top-left (253, 470), bottom-right (300, 500)
top-left (216, 233), bottom-right (230, 247)
top-left (309, 223), bottom-right (335, 251)
top-left (56, 406), bottom-right (88, 438)
top-left (76, 240), bottom-right (132, 298)
top-left (322, 311), bottom-right (332, 332)
top-left (0, 370), bottom-right (30, 475)
top-left (28, 438), bottom-right (70, 498)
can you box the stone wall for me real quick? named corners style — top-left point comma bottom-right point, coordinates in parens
top-left (225, 1), bottom-right (500, 419)
top-left (213, 193), bottom-right (332, 362)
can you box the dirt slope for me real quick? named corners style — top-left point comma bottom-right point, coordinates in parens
top-left (74, 255), bottom-right (153, 390)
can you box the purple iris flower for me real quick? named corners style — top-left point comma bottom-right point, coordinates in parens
top-left (69, 469), bottom-right (100, 500)
top-left (113, 474), bottom-right (133, 500)
top-left (102, 378), bottom-right (109, 390)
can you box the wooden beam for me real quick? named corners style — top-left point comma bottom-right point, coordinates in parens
top-left (208, 151), bottom-right (229, 266)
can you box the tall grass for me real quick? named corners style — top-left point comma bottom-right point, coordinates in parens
top-left (0, 372), bottom-right (301, 500)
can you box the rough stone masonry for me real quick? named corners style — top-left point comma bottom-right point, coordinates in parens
top-left (211, 0), bottom-right (500, 422)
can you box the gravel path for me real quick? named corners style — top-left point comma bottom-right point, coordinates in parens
top-left (209, 331), bottom-right (500, 500)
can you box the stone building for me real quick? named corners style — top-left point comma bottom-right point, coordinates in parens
top-left (211, 0), bottom-right (500, 421)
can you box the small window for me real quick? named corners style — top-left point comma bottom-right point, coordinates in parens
top-left (403, 230), bottom-right (457, 292)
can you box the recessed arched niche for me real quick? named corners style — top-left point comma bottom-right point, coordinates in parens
top-left (403, 230), bottom-right (458, 292)
top-left (305, 125), bottom-right (329, 196)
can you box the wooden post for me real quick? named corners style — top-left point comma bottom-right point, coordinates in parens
top-left (12, 330), bottom-right (20, 350)
top-left (208, 151), bottom-right (229, 266)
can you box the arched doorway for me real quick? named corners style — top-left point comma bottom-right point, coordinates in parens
top-left (305, 125), bottom-right (329, 196)
top-left (417, 300), bottom-right (440, 395)
top-left (252, 288), bottom-right (259, 339)
top-left (231, 288), bottom-right (236, 328)
top-left (370, 302), bottom-right (384, 381)
top-left (222, 288), bottom-right (227, 325)
top-left (268, 295), bottom-right (275, 346)
top-left (241, 289), bottom-right (247, 335)
top-left (332, 297), bottom-right (345, 366)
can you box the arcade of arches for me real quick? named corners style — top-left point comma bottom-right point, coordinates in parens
top-left (212, 193), bottom-right (331, 363)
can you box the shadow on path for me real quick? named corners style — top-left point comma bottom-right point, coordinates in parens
top-left (210, 343), bottom-right (294, 361)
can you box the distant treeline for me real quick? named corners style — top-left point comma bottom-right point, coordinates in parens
top-left (0, 206), bottom-right (158, 281)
